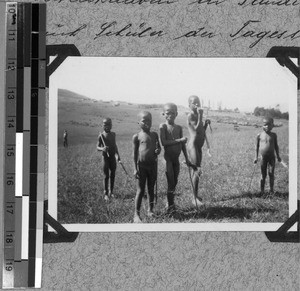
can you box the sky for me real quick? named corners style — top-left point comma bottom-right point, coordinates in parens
top-left (50, 57), bottom-right (297, 113)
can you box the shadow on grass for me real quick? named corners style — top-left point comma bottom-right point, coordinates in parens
top-left (118, 193), bottom-right (136, 200)
top-left (158, 204), bottom-right (278, 221)
top-left (216, 191), bottom-right (288, 202)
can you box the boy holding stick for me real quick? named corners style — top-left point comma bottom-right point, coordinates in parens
top-left (97, 118), bottom-right (121, 201)
top-left (159, 103), bottom-right (194, 211)
top-left (133, 111), bottom-right (161, 222)
top-left (186, 95), bottom-right (210, 206)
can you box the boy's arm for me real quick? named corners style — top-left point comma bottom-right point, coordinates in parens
top-left (155, 132), bottom-right (161, 155)
top-left (204, 119), bottom-right (211, 131)
top-left (96, 134), bottom-right (104, 151)
top-left (205, 132), bottom-right (212, 157)
top-left (159, 124), bottom-right (185, 146)
top-left (98, 133), bottom-right (110, 155)
top-left (274, 133), bottom-right (281, 162)
top-left (181, 142), bottom-right (189, 163)
top-left (204, 132), bottom-right (210, 149)
top-left (181, 143), bottom-right (196, 170)
top-left (115, 145), bottom-right (121, 161)
top-left (254, 134), bottom-right (260, 163)
top-left (179, 126), bottom-right (188, 160)
top-left (196, 108), bottom-right (203, 129)
top-left (179, 126), bottom-right (194, 169)
top-left (133, 134), bottom-right (139, 177)
top-left (114, 133), bottom-right (121, 161)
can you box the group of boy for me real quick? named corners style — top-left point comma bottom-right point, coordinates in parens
top-left (97, 95), bottom-right (281, 223)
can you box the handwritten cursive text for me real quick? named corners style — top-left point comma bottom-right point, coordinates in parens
top-left (230, 20), bottom-right (300, 48)
top-left (44, 0), bottom-right (177, 4)
top-left (94, 22), bottom-right (166, 39)
top-left (238, 0), bottom-right (299, 7)
top-left (174, 27), bottom-right (217, 40)
top-left (189, 0), bottom-right (226, 5)
top-left (46, 24), bottom-right (87, 37)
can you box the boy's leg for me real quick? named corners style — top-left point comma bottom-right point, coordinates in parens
top-left (187, 146), bottom-right (203, 204)
top-left (192, 169), bottom-right (200, 197)
top-left (191, 167), bottom-right (204, 206)
top-left (134, 166), bottom-right (146, 222)
top-left (165, 159), bottom-right (175, 208)
top-left (147, 166), bottom-right (156, 216)
top-left (268, 158), bottom-right (275, 193)
top-left (102, 159), bottom-right (110, 200)
top-left (173, 161), bottom-right (180, 190)
top-left (109, 158), bottom-right (117, 197)
top-left (260, 158), bottom-right (267, 194)
top-left (166, 191), bottom-right (174, 211)
top-left (192, 150), bottom-right (202, 202)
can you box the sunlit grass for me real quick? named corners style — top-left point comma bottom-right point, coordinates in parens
top-left (57, 123), bottom-right (289, 224)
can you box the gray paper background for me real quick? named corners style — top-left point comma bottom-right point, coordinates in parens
top-left (43, 1), bottom-right (300, 289)
top-left (1, 0), bottom-right (300, 290)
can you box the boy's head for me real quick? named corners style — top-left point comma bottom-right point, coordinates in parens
top-left (103, 118), bottom-right (112, 132)
top-left (188, 95), bottom-right (201, 111)
top-left (262, 117), bottom-right (274, 132)
top-left (163, 103), bottom-right (178, 124)
top-left (138, 111), bottom-right (152, 132)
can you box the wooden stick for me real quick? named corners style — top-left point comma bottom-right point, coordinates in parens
top-left (100, 133), bottom-right (109, 157)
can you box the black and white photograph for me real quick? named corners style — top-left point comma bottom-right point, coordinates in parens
top-left (48, 57), bottom-right (297, 232)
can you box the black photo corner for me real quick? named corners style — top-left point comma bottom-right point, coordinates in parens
top-left (44, 45), bottom-right (299, 243)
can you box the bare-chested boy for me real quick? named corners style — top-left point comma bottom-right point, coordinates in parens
top-left (186, 95), bottom-right (210, 205)
top-left (254, 117), bottom-right (281, 194)
top-left (160, 103), bottom-right (194, 210)
top-left (97, 118), bottom-right (121, 201)
top-left (133, 111), bottom-right (161, 223)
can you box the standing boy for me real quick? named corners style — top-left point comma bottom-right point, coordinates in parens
top-left (159, 103), bottom-right (194, 211)
top-left (133, 111), bottom-right (161, 223)
top-left (254, 117), bottom-right (281, 194)
top-left (97, 118), bottom-right (121, 201)
top-left (63, 130), bottom-right (68, 147)
top-left (186, 95), bottom-right (209, 205)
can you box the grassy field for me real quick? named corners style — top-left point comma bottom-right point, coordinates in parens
top-left (57, 89), bottom-right (289, 224)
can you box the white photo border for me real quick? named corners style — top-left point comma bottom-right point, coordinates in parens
top-left (48, 56), bottom-right (298, 232)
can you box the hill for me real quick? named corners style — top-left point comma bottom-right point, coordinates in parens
top-left (57, 89), bottom-right (288, 146)
top-left (58, 88), bottom-right (190, 145)
top-left (58, 88), bottom-right (92, 102)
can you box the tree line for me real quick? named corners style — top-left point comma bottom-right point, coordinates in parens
top-left (253, 107), bottom-right (289, 120)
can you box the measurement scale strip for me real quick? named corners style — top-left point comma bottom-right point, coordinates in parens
top-left (13, 3), bottom-right (28, 287)
top-left (29, 2), bottom-right (38, 285)
top-left (21, 3), bottom-right (32, 268)
top-left (3, 2), bottom-right (18, 288)
top-left (29, 3), bottom-right (46, 288)
top-left (3, 3), bottom-right (46, 288)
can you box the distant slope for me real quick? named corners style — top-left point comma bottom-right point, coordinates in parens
top-left (58, 89), bottom-right (172, 146)
top-left (58, 88), bottom-right (91, 101)
top-left (57, 89), bottom-right (288, 146)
